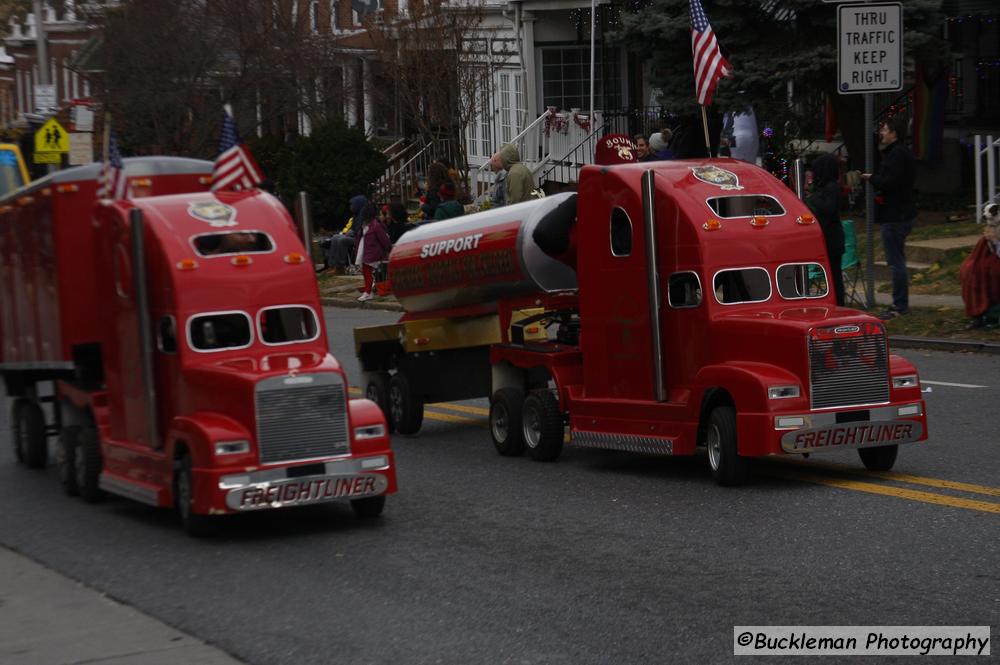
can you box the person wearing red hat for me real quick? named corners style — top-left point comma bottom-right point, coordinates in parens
top-left (433, 181), bottom-right (465, 221)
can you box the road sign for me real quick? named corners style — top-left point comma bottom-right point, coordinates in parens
top-left (34, 84), bottom-right (56, 111)
top-left (34, 117), bottom-right (70, 155)
top-left (69, 132), bottom-right (94, 166)
top-left (837, 2), bottom-right (903, 95)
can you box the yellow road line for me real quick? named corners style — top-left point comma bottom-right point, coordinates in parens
top-left (764, 468), bottom-right (1000, 515)
top-left (350, 386), bottom-right (490, 416)
top-left (774, 459), bottom-right (1000, 498)
top-left (420, 411), bottom-right (484, 426)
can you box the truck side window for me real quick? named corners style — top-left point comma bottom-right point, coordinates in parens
top-left (258, 306), bottom-right (320, 345)
top-left (776, 263), bottom-right (828, 299)
top-left (668, 272), bottom-right (702, 308)
top-left (188, 312), bottom-right (253, 351)
top-left (157, 315), bottom-right (177, 354)
top-left (192, 231), bottom-right (274, 257)
top-left (707, 195), bottom-right (784, 218)
top-left (713, 268), bottom-right (771, 304)
top-left (610, 207), bottom-right (632, 256)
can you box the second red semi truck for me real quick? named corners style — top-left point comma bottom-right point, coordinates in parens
top-left (355, 159), bottom-right (928, 485)
top-left (1, 157), bottom-right (396, 533)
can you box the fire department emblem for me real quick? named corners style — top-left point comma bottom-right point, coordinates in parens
top-left (188, 201), bottom-right (238, 227)
top-left (690, 165), bottom-right (743, 190)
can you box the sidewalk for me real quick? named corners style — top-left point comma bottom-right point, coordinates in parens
top-left (0, 546), bottom-right (245, 665)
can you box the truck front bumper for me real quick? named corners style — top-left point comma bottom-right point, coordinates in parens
top-left (194, 453), bottom-right (397, 514)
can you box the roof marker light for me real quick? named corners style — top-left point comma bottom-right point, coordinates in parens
top-left (797, 214), bottom-right (816, 225)
top-left (231, 254), bottom-right (253, 267)
top-left (199, 176), bottom-right (212, 185)
top-left (750, 215), bottom-right (769, 228)
top-left (703, 218), bottom-right (722, 231)
top-left (55, 184), bottom-right (79, 193)
top-left (284, 252), bottom-right (305, 264)
top-left (176, 258), bottom-right (199, 270)
top-left (132, 178), bottom-right (152, 187)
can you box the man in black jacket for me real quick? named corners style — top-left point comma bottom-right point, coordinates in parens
top-left (862, 117), bottom-right (916, 319)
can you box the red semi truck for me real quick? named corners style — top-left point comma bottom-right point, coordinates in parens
top-left (355, 159), bottom-right (928, 485)
top-left (1, 157), bottom-right (396, 533)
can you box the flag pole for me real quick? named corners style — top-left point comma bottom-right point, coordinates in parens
top-left (700, 105), bottom-right (711, 157)
top-left (102, 112), bottom-right (111, 163)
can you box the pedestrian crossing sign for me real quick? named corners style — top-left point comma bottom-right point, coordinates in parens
top-left (34, 118), bottom-right (70, 154)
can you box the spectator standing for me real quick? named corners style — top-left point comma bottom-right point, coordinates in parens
top-left (862, 117), bottom-right (917, 319)
top-left (491, 144), bottom-right (533, 205)
top-left (355, 203), bottom-right (392, 302)
top-left (649, 129), bottom-right (673, 159)
top-left (807, 153), bottom-right (846, 306)
top-left (421, 159), bottom-right (451, 219)
top-left (959, 203), bottom-right (1000, 329)
top-left (433, 182), bottom-right (465, 221)
top-left (634, 134), bottom-right (656, 162)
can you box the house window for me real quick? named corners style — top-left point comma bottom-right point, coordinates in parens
top-left (500, 74), bottom-right (512, 144)
top-left (541, 46), bottom-right (622, 111)
top-left (310, 0), bottom-right (319, 32)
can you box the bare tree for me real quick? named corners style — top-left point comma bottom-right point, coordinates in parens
top-left (366, 0), bottom-right (507, 187)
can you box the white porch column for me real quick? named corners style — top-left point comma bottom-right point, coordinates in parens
top-left (362, 57), bottom-right (374, 135)
top-left (343, 63), bottom-right (356, 127)
top-left (521, 12), bottom-right (537, 122)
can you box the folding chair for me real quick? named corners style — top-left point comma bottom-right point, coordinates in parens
top-left (841, 219), bottom-right (864, 308)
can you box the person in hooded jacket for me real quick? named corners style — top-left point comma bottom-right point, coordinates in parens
top-left (807, 153), bottom-right (846, 306)
top-left (490, 143), bottom-right (533, 205)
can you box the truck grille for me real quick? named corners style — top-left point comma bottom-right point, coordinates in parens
top-left (255, 374), bottom-right (350, 464)
top-left (808, 323), bottom-right (889, 409)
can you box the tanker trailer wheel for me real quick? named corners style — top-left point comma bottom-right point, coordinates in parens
top-left (74, 426), bottom-right (103, 503)
top-left (351, 495), bottom-right (386, 518)
top-left (489, 388), bottom-right (526, 457)
top-left (705, 406), bottom-right (749, 486)
top-left (12, 398), bottom-right (47, 469)
top-left (522, 391), bottom-right (563, 462)
top-left (389, 373), bottom-right (423, 435)
top-left (858, 445), bottom-right (898, 472)
top-left (364, 372), bottom-right (395, 433)
top-left (176, 453), bottom-right (216, 537)
top-left (56, 426), bottom-right (80, 496)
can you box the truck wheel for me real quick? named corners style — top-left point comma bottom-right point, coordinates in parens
top-left (12, 398), bottom-right (47, 469)
top-left (858, 445), bottom-right (898, 472)
top-left (365, 372), bottom-right (394, 433)
top-left (56, 426), bottom-right (80, 496)
top-left (351, 495), bottom-right (386, 518)
top-left (74, 426), bottom-right (103, 503)
top-left (176, 454), bottom-right (216, 537)
top-left (706, 406), bottom-right (749, 486)
top-left (389, 373), bottom-right (423, 435)
top-left (490, 388), bottom-right (526, 456)
top-left (522, 391), bottom-right (563, 462)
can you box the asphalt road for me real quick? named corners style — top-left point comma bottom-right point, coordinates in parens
top-left (0, 306), bottom-right (996, 664)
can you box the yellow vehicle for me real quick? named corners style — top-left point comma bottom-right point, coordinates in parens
top-left (0, 143), bottom-right (30, 198)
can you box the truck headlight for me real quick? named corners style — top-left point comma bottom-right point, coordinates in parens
top-left (768, 385), bottom-right (800, 399)
top-left (354, 424), bottom-right (385, 440)
top-left (892, 374), bottom-right (919, 389)
top-left (215, 440), bottom-right (250, 456)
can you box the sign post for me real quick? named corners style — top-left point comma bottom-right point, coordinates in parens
top-left (837, 2), bottom-right (902, 309)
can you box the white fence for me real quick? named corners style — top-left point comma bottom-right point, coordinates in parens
top-left (974, 134), bottom-right (1000, 223)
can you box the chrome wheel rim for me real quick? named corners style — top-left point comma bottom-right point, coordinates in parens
top-left (523, 404), bottom-right (541, 448)
top-left (491, 403), bottom-right (509, 442)
top-left (389, 385), bottom-right (404, 425)
top-left (366, 383), bottom-right (380, 404)
top-left (707, 424), bottom-right (721, 471)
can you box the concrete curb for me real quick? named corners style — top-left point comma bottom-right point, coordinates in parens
top-left (320, 296), bottom-right (403, 312)
top-left (888, 335), bottom-right (1000, 355)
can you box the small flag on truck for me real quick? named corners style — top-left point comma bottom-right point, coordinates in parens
top-left (689, 0), bottom-right (732, 106)
top-left (212, 108), bottom-right (263, 192)
top-left (97, 131), bottom-right (129, 200)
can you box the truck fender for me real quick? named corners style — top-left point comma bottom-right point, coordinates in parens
top-left (348, 398), bottom-right (392, 455)
top-left (694, 362), bottom-right (802, 415)
top-left (167, 413), bottom-right (252, 469)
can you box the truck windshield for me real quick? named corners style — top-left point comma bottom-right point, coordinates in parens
top-left (258, 306), bottom-right (320, 345)
top-left (192, 231), bottom-right (273, 257)
top-left (189, 312), bottom-right (253, 351)
top-left (713, 268), bottom-right (771, 304)
top-left (707, 195), bottom-right (784, 218)
top-left (776, 263), bottom-right (828, 299)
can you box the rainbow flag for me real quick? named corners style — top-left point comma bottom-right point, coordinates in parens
top-left (912, 64), bottom-right (948, 163)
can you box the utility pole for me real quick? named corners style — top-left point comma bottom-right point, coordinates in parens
top-left (33, 0), bottom-right (49, 90)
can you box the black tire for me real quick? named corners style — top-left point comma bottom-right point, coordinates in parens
top-left (490, 387), bottom-right (526, 456)
top-left (56, 426), bottom-right (80, 496)
top-left (388, 373), bottom-right (423, 435)
top-left (74, 426), bottom-right (103, 502)
top-left (858, 444), bottom-right (898, 472)
top-left (365, 372), bottom-right (394, 433)
top-left (705, 406), bottom-right (749, 486)
top-left (351, 495), bottom-right (386, 518)
top-left (522, 391), bottom-right (564, 462)
top-left (12, 398), bottom-right (47, 469)
top-left (175, 454), bottom-right (216, 537)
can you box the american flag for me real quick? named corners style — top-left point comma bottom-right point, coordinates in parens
top-left (96, 132), bottom-right (129, 200)
top-left (690, 0), bottom-right (733, 106)
top-left (212, 110), bottom-right (263, 192)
